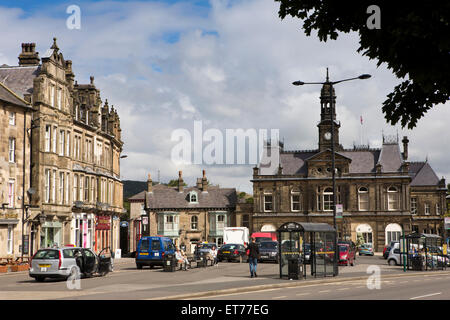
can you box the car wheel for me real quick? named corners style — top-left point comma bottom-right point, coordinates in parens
top-left (150, 265), bottom-right (154, 269)
top-left (136, 264), bottom-right (143, 269)
top-left (35, 276), bottom-right (45, 282)
top-left (359, 252), bottom-right (362, 256)
top-left (388, 259), bottom-right (397, 266)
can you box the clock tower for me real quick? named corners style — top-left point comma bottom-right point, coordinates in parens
top-left (318, 71), bottom-right (341, 152)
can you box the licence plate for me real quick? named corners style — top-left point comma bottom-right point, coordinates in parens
top-left (40, 267), bottom-right (48, 272)
top-left (140, 253), bottom-right (149, 256)
top-left (39, 264), bottom-right (51, 268)
top-left (154, 252), bottom-right (159, 257)
top-left (223, 251), bottom-right (230, 254)
top-left (261, 255), bottom-right (269, 258)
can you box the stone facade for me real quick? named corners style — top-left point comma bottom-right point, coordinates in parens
top-left (129, 171), bottom-right (237, 254)
top-left (0, 39), bottom-right (124, 256)
top-left (250, 81), bottom-right (446, 252)
top-left (0, 82), bottom-right (32, 257)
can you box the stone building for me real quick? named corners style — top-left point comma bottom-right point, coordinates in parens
top-left (251, 81), bottom-right (447, 251)
top-left (0, 39), bottom-right (124, 256)
top-left (128, 171), bottom-right (237, 254)
top-left (0, 81), bottom-right (32, 257)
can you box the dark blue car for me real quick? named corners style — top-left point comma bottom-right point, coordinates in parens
top-left (135, 236), bottom-right (175, 269)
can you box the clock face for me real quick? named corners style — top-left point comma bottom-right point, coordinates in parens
top-left (324, 132), bottom-right (332, 140)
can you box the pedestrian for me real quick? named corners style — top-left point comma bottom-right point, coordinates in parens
top-left (210, 245), bottom-right (218, 266)
top-left (247, 237), bottom-right (260, 278)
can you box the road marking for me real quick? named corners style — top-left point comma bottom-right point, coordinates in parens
top-left (295, 293), bottom-right (309, 296)
top-left (410, 292), bottom-right (441, 300)
top-left (337, 288), bottom-right (349, 291)
top-left (273, 296), bottom-right (287, 299)
top-left (319, 290), bottom-right (330, 293)
top-left (188, 288), bottom-right (280, 300)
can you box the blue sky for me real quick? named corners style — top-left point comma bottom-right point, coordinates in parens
top-left (1, 0), bottom-right (449, 192)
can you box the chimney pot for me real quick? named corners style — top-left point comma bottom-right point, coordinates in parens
top-left (147, 173), bottom-right (153, 193)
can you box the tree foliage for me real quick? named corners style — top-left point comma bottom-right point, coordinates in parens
top-left (276, 0), bottom-right (449, 128)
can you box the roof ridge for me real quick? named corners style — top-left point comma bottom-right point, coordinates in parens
top-left (0, 81), bottom-right (31, 106)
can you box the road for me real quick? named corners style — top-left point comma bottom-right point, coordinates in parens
top-left (0, 255), bottom-right (449, 300)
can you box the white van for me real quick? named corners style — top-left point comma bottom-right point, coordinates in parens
top-left (223, 227), bottom-right (249, 247)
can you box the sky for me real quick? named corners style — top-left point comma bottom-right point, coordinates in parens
top-left (0, 0), bottom-right (448, 194)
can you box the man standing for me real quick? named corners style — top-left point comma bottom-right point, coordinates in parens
top-left (247, 237), bottom-right (260, 278)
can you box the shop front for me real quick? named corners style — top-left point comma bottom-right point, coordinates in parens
top-left (40, 221), bottom-right (62, 248)
top-left (95, 215), bottom-right (111, 253)
top-left (72, 213), bottom-right (95, 248)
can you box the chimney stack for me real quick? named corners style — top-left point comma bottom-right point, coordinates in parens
top-left (402, 136), bottom-right (409, 160)
top-left (201, 170), bottom-right (208, 192)
top-left (178, 171), bottom-right (184, 192)
top-left (147, 173), bottom-right (153, 193)
top-left (196, 178), bottom-right (202, 189)
top-left (18, 43), bottom-right (40, 66)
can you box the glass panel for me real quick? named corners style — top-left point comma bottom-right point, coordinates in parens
top-left (280, 231), bottom-right (291, 278)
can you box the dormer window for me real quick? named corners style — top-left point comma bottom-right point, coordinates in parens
top-left (189, 191), bottom-right (198, 203)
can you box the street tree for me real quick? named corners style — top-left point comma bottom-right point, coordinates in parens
top-left (276, 0), bottom-right (449, 128)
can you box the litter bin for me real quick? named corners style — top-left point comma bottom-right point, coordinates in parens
top-left (288, 257), bottom-right (302, 280)
top-left (411, 256), bottom-right (423, 271)
top-left (163, 253), bottom-right (176, 272)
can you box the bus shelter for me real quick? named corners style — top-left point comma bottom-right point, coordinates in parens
top-left (277, 222), bottom-right (337, 280)
top-left (400, 233), bottom-right (447, 271)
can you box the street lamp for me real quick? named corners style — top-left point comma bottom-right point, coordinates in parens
top-left (293, 68), bottom-right (371, 275)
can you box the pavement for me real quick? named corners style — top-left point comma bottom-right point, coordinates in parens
top-left (0, 255), bottom-right (448, 300)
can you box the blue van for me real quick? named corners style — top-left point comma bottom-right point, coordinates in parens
top-left (135, 236), bottom-right (175, 269)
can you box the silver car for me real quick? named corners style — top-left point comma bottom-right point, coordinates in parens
top-left (29, 247), bottom-right (113, 282)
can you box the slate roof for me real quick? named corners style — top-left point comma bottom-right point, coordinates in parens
top-left (340, 150), bottom-right (380, 173)
top-left (0, 65), bottom-right (40, 98)
top-left (0, 81), bottom-right (30, 108)
top-left (409, 162), bottom-right (440, 186)
top-left (280, 152), bottom-right (316, 175)
top-left (377, 143), bottom-right (403, 172)
top-left (129, 184), bottom-right (237, 209)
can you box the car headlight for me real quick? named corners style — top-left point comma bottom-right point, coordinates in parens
top-left (270, 252), bottom-right (276, 256)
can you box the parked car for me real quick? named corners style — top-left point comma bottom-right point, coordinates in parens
top-left (251, 232), bottom-right (277, 243)
top-left (217, 243), bottom-right (247, 262)
top-left (387, 244), bottom-right (401, 266)
top-left (338, 244), bottom-right (355, 266)
top-left (195, 242), bottom-right (218, 258)
top-left (383, 241), bottom-right (399, 259)
top-left (358, 243), bottom-right (374, 256)
top-left (338, 240), bottom-right (357, 260)
top-left (135, 236), bottom-right (175, 269)
top-left (29, 246), bottom-right (113, 282)
top-left (258, 241), bottom-right (278, 263)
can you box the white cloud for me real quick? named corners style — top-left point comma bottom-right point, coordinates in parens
top-left (0, 0), bottom-right (448, 194)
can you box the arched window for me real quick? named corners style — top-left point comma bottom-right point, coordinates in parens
top-left (191, 215), bottom-right (198, 230)
top-left (358, 187), bottom-right (369, 211)
top-left (189, 191), bottom-right (198, 203)
top-left (323, 187), bottom-right (333, 211)
top-left (387, 186), bottom-right (399, 211)
top-left (291, 189), bottom-right (301, 212)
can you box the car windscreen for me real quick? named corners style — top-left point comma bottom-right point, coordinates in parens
top-left (339, 246), bottom-right (348, 252)
top-left (63, 249), bottom-right (75, 258)
top-left (221, 244), bottom-right (239, 250)
top-left (140, 239), bottom-right (150, 251)
top-left (164, 241), bottom-right (175, 251)
top-left (151, 239), bottom-right (161, 250)
top-left (260, 242), bottom-right (277, 249)
top-left (34, 249), bottom-right (59, 259)
top-left (255, 237), bottom-right (272, 242)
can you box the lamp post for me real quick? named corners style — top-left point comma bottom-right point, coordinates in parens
top-left (293, 69), bottom-right (371, 275)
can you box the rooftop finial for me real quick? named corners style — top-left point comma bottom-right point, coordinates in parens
top-left (326, 67), bottom-right (329, 82)
top-left (51, 37), bottom-right (59, 51)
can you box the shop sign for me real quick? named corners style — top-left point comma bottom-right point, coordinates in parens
top-left (142, 217), bottom-right (148, 225)
top-left (444, 218), bottom-right (450, 230)
top-left (96, 215), bottom-right (111, 230)
top-left (336, 204), bottom-right (343, 219)
top-left (0, 213), bottom-right (19, 219)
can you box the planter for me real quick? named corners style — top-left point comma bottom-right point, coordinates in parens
top-left (17, 264), bottom-right (29, 272)
top-left (9, 265), bottom-right (18, 272)
top-left (0, 265), bottom-right (7, 273)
